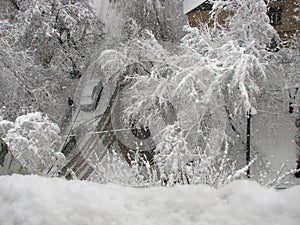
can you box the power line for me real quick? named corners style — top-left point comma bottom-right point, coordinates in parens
top-left (63, 128), bottom-right (133, 137)
top-left (256, 109), bottom-right (296, 116)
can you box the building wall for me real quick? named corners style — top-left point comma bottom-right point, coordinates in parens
top-left (186, 0), bottom-right (300, 42)
top-left (269, 0), bottom-right (300, 40)
top-left (187, 9), bottom-right (231, 28)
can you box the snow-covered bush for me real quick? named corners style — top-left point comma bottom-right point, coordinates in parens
top-left (0, 112), bottom-right (65, 175)
top-left (91, 150), bottom-right (159, 187)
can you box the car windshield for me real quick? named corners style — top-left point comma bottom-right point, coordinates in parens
top-left (80, 96), bottom-right (92, 104)
top-left (81, 80), bottom-right (100, 97)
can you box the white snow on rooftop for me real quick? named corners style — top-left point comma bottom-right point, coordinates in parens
top-left (184, 0), bottom-right (206, 14)
top-left (0, 175), bottom-right (300, 225)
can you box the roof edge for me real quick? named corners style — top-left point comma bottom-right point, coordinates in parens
top-left (183, 0), bottom-right (207, 14)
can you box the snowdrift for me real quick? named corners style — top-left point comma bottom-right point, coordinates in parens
top-left (0, 175), bottom-right (299, 225)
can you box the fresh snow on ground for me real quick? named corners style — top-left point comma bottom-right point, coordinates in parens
top-left (0, 175), bottom-right (300, 225)
top-left (252, 110), bottom-right (300, 187)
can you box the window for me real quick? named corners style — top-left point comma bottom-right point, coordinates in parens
top-left (267, 6), bottom-right (283, 26)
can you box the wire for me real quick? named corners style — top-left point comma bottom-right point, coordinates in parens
top-left (63, 128), bottom-right (133, 137)
top-left (256, 109), bottom-right (295, 116)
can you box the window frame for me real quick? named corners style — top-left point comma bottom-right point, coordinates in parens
top-left (267, 6), bottom-right (283, 26)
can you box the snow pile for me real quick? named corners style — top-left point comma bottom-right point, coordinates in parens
top-left (0, 175), bottom-right (300, 225)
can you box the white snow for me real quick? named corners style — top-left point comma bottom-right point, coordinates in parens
top-left (93, 0), bottom-right (112, 21)
top-left (253, 112), bottom-right (299, 186)
top-left (0, 175), bottom-right (300, 225)
top-left (183, 0), bottom-right (206, 14)
top-left (90, 0), bottom-right (102, 13)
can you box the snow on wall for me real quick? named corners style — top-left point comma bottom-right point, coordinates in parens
top-left (0, 175), bottom-right (300, 225)
top-left (183, 0), bottom-right (206, 14)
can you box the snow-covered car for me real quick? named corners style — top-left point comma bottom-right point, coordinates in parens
top-left (80, 79), bottom-right (103, 111)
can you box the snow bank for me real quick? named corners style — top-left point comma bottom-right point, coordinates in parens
top-left (0, 175), bottom-right (299, 225)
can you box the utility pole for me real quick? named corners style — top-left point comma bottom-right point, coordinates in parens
top-left (289, 88), bottom-right (298, 114)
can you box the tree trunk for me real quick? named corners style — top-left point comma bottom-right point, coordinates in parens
top-left (0, 138), bottom-right (8, 167)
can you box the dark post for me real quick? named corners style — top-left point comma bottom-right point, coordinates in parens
top-left (0, 138), bottom-right (8, 167)
top-left (246, 111), bottom-right (251, 178)
top-left (288, 90), bottom-right (294, 113)
top-left (289, 88), bottom-right (299, 114)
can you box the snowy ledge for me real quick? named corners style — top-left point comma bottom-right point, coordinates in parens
top-left (0, 175), bottom-right (299, 225)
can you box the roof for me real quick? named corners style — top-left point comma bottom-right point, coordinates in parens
top-left (183, 0), bottom-right (207, 14)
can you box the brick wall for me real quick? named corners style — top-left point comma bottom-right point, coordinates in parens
top-left (269, 0), bottom-right (300, 41)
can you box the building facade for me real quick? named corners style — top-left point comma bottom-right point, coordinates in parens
top-left (268, 0), bottom-right (300, 41)
top-left (184, 0), bottom-right (300, 43)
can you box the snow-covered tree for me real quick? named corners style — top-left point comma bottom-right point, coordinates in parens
top-left (282, 0), bottom-right (300, 175)
top-left (97, 0), bottom-right (284, 185)
top-left (0, 10), bottom-right (36, 119)
top-left (0, 112), bottom-right (65, 175)
top-left (114, 0), bottom-right (186, 42)
top-left (15, 0), bottom-right (104, 77)
top-left (0, 0), bottom-right (104, 120)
